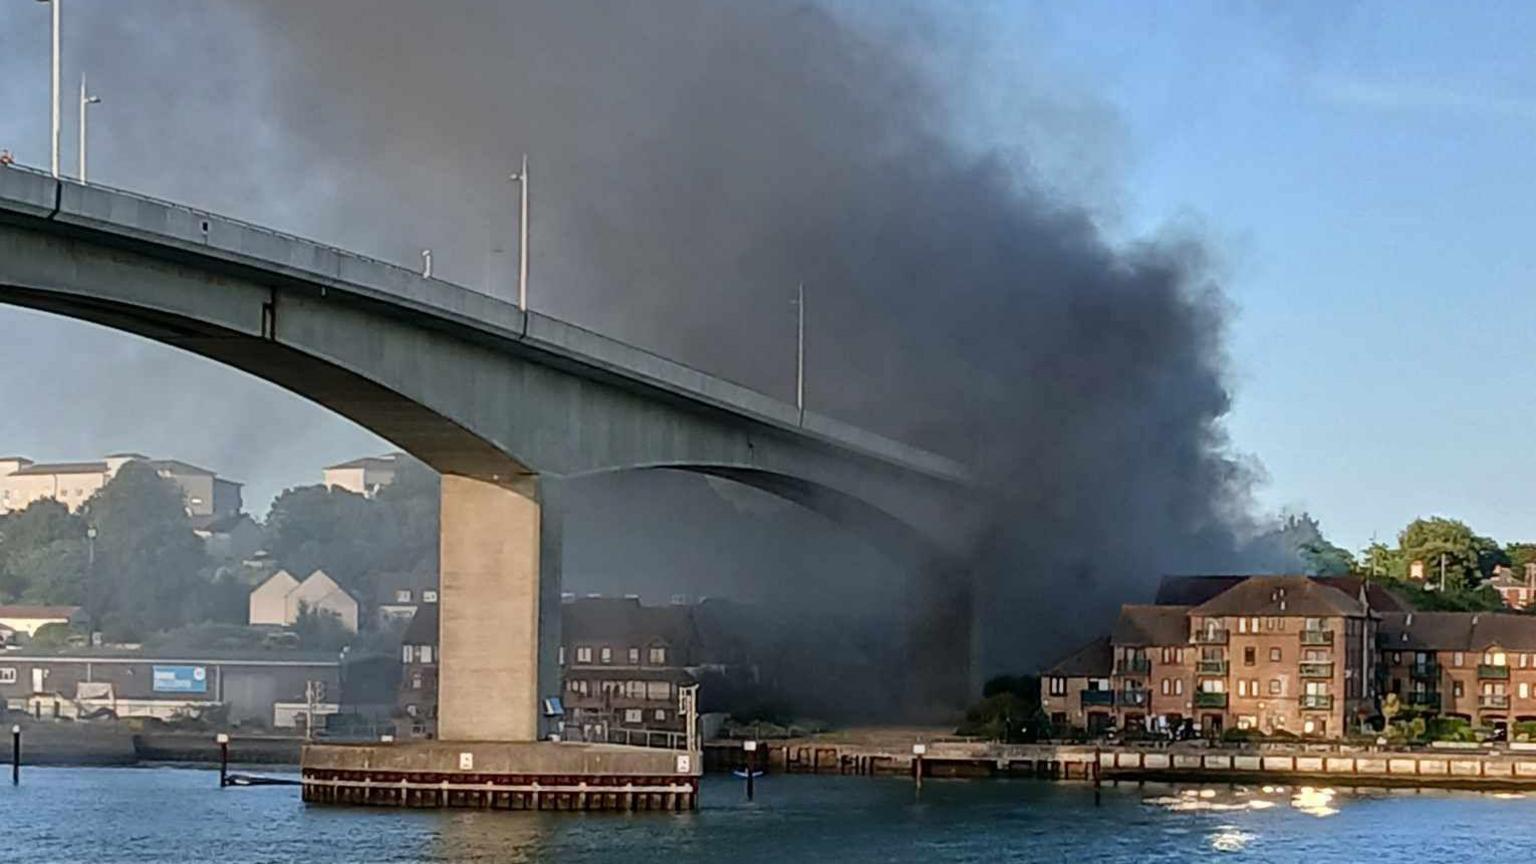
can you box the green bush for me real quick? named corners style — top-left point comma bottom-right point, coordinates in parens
top-left (1427, 717), bottom-right (1478, 742)
top-left (1513, 721), bottom-right (1536, 742)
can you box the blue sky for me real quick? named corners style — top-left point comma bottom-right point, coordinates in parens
top-left (931, 1), bottom-right (1536, 551)
top-left (4, 2), bottom-right (1536, 552)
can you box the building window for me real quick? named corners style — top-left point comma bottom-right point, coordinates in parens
top-left (654, 709), bottom-right (666, 722)
top-left (1237, 715), bottom-right (1257, 730)
top-left (648, 646), bottom-right (667, 665)
top-left (1270, 647), bottom-right (1281, 662)
top-left (1244, 647), bottom-right (1255, 666)
top-left (405, 703), bottom-right (418, 717)
top-left (1521, 683), bottom-right (1530, 700)
top-left (419, 646), bottom-right (432, 664)
top-left (0, 668), bottom-right (14, 684)
top-left (1161, 678), bottom-right (1171, 695)
top-left (624, 708), bottom-right (643, 724)
top-left (600, 647), bottom-right (612, 664)
top-left (401, 645), bottom-right (412, 664)
top-left (628, 647), bottom-right (640, 664)
top-left (411, 672), bottom-right (422, 690)
top-left (1049, 677), bottom-right (1067, 696)
top-left (576, 646), bottom-right (593, 664)
top-left (559, 646), bottom-right (565, 666)
top-left (1175, 679), bottom-right (1184, 696)
top-left (1453, 681), bottom-right (1464, 698)
top-left (1238, 680), bottom-right (1248, 697)
top-left (1238, 618), bottom-right (1248, 634)
top-left (1269, 679), bottom-right (1282, 696)
top-left (1453, 652), bottom-right (1464, 668)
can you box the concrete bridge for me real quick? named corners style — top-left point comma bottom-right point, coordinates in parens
top-left (0, 167), bottom-right (979, 745)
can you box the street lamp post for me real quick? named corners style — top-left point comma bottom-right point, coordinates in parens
top-left (86, 525), bottom-right (97, 642)
top-left (78, 73), bottom-right (100, 183)
top-left (507, 154), bottom-right (530, 310)
top-left (37, 0), bottom-right (61, 178)
top-left (794, 283), bottom-right (805, 424)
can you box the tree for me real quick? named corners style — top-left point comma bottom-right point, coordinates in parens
top-left (263, 458), bottom-right (439, 604)
top-left (0, 498), bottom-right (86, 602)
top-left (1241, 513), bottom-right (1354, 576)
top-left (79, 461), bottom-right (210, 640)
top-left (1396, 517), bottom-right (1505, 590)
top-left (1507, 543), bottom-right (1536, 575)
top-left (293, 602), bottom-right (352, 652)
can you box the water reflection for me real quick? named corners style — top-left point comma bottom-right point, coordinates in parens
top-left (429, 811), bottom-right (551, 862)
top-left (1142, 784), bottom-right (1340, 817)
top-left (1207, 825), bottom-right (1256, 853)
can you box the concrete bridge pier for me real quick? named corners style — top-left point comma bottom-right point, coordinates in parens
top-left (437, 473), bottom-right (562, 742)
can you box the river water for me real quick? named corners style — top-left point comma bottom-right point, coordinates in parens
top-left (6, 767), bottom-right (1535, 862)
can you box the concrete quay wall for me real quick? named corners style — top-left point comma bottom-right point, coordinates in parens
top-left (301, 741), bottom-right (701, 811)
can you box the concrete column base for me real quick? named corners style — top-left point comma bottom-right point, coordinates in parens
top-left (438, 474), bottom-right (545, 742)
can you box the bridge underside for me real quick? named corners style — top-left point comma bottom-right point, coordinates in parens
top-left (0, 186), bottom-right (980, 747)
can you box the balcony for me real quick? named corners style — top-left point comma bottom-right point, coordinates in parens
top-left (1196, 660), bottom-right (1229, 676)
top-left (1406, 691), bottom-right (1440, 708)
top-left (1300, 694), bottom-right (1334, 710)
top-left (1409, 662), bottom-right (1439, 680)
top-left (1300, 629), bottom-right (1334, 646)
top-left (1080, 690), bottom-right (1115, 707)
top-left (1192, 629), bottom-right (1229, 645)
top-left (1115, 658), bottom-right (1152, 676)
top-left (1119, 690), bottom-right (1149, 707)
top-left (1480, 694), bottom-right (1511, 710)
top-left (1299, 662), bottom-right (1334, 678)
top-left (1478, 664), bottom-right (1510, 680)
top-left (1194, 691), bottom-right (1228, 708)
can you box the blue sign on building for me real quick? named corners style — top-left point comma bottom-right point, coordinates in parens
top-left (152, 665), bottom-right (207, 694)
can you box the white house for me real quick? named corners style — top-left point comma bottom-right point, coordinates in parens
top-left (247, 569), bottom-right (359, 633)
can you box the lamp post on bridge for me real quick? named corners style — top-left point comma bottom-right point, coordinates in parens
top-left (79, 73), bottom-right (100, 183)
top-left (35, 0), bottom-right (61, 178)
top-left (507, 154), bottom-right (530, 310)
top-left (791, 283), bottom-right (805, 425)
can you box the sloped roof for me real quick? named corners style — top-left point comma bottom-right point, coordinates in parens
top-left (1158, 574), bottom-right (1406, 613)
top-left (9, 461), bottom-right (107, 476)
top-left (1042, 635), bottom-right (1112, 677)
top-left (563, 597), bottom-right (697, 657)
top-left (1378, 612), bottom-right (1474, 651)
top-left (325, 453), bottom-right (403, 471)
top-left (1471, 614), bottom-right (1536, 652)
top-left (1111, 605), bottom-right (1191, 646)
top-left (0, 605), bottom-right (79, 619)
top-left (1192, 575), bottom-right (1365, 617)
top-left (1315, 576), bottom-right (1409, 612)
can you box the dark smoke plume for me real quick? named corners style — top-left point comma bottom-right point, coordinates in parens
top-left (12, 1), bottom-right (1267, 700)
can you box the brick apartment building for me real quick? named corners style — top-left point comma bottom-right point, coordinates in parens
top-left (395, 594), bottom-right (747, 741)
top-left (1038, 636), bottom-right (1112, 733)
top-left (1378, 611), bottom-right (1536, 727)
top-left (1044, 574), bottom-right (1386, 738)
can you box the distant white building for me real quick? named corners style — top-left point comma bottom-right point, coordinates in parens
top-left (322, 453), bottom-right (405, 498)
top-left (248, 569), bottom-right (359, 633)
top-left (0, 453), bottom-right (241, 517)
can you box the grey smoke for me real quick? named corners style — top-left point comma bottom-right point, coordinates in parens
top-left (0, 1), bottom-right (1275, 690)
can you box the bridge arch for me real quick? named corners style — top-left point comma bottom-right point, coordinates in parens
top-left (0, 170), bottom-right (979, 737)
